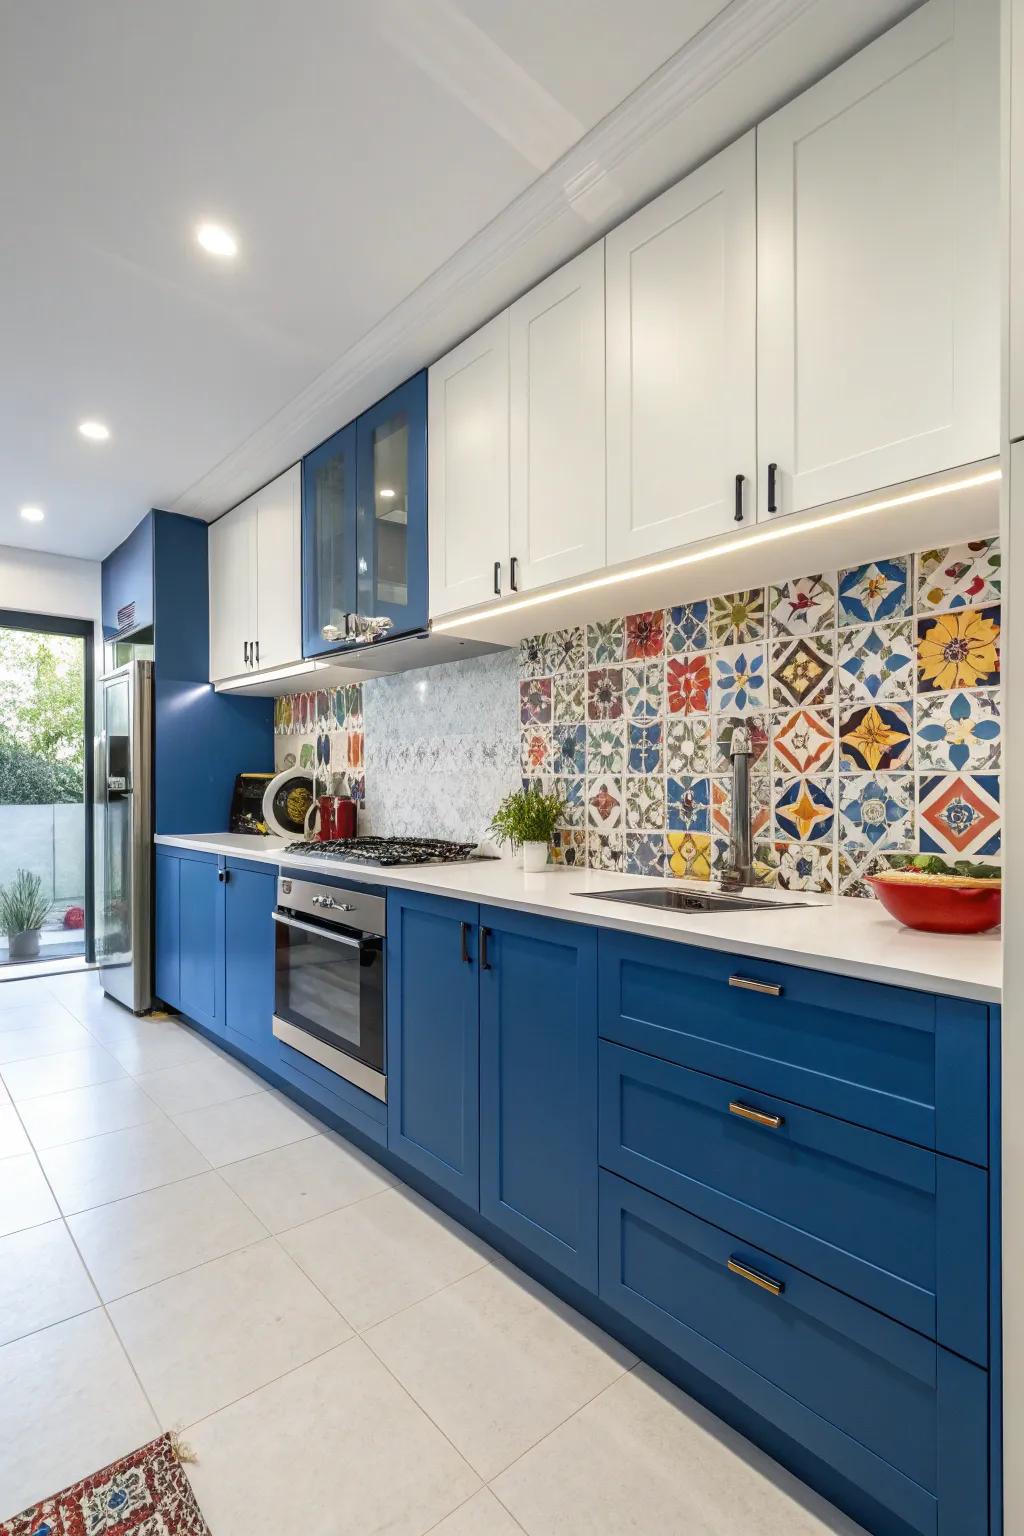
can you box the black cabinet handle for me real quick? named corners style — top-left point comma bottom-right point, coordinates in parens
top-left (734, 474), bottom-right (745, 523)
top-left (767, 462), bottom-right (778, 515)
top-left (510, 556), bottom-right (519, 592)
top-left (493, 561), bottom-right (501, 596)
top-left (480, 926), bottom-right (491, 970)
top-left (217, 868), bottom-right (230, 884)
top-left (254, 639), bottom-right (260, 665)
top-left (460, 921), bottom-right (472, 964)
top-left (243, 640), bottom-right (250, 667)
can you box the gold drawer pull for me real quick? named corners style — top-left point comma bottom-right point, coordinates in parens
top-left (729, 1100), bottom-right (784, 1129)
top-left (728, 1258), bottom-right (785, 1296)
top-left (729, 974), bottom-right (782, 997)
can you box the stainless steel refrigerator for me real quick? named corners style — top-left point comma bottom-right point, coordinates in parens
top-left (96, 660), bottom-right (153, 1011)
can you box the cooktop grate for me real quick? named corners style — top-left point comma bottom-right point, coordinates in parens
top-left (284, 835), bottom-right (484, 867)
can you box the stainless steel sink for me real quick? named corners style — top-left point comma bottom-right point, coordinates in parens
top-left (578, 887), bottom-right (813, 914)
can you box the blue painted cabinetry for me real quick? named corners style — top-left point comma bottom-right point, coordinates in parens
top-left (223, 861), bottom-right (277, 1060)
top-left (155, 846), bottom-right (223, 1033)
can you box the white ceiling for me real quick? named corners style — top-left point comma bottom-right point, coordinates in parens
top-left (0, 0), bottom-right (918, 562)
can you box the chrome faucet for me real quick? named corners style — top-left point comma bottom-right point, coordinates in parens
top-left (719, 724), bottom-right (753, 891)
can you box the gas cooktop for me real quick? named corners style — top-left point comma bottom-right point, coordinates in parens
top-left (284, 835), bottom-right (491, 867)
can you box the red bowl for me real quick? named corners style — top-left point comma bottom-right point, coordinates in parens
top-left (866, 876), bottom-right (1001, 934)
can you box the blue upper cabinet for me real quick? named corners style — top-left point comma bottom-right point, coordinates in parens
top-left (102, 512), bottom-right (154, 639)
top-left (303, 372), bottom-right (427, 657)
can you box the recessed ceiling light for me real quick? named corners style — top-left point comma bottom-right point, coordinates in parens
top-left (78, 420), bottom-right (110, 441)
top-left (379, 487), bottom-right (396, 499)
top-left (196, 222), bottom-right (238, 258)
top-left (20, 506), bottom-right (44, 523)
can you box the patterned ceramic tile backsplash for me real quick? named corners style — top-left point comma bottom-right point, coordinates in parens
top-left (519, 537), bottom-right (1002, 894)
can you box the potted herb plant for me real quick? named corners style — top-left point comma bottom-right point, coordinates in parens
top-left (1, 869), bottom-right (51, 960)
top-left (489, 784), bottom-right (566, 872)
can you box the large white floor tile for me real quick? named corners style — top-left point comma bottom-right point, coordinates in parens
top-left (0, 1018), bottom-right (95, 1063)
top-left (0, 976), bottom-right (62, 1012)
top-left (134, 1052), bottom-right (265, 1116)
top-left (492, 1364), bottom-right (867, 1536)
top-left (17, 1076), bottom-right (164, 1151)
top-left (0, 1077), bottom-right (9, 1106)
top-left (173, 1090), bottom-right (320, 1167)
top-left (69, 1170), bottom-right (267, 1300)
top-left (1, 1043), bottom-right (126, 1101)
top-left (38, 1117), bottom-right (209, 1214)
top-left (281, 1186), bottom-right (491, 1330)
top-left (366, 1261), bottom-right (634, 1480)
top-left (0, 1151), bottom-right (60, 1237)
top-left (425, 1489), bottom-right (525, 1534)
top-left (0, 1221), bottom-right (98, 1346)
top-left (0, 1103), bottom-right (30, 1157)
top-left (0, 999), bottom-right (79, 1033)
top-left (99, 1017), bottom-right (216, 1075)
top-left (0, 1309), bottom-right (158, 1520)
top-left (108, 1238), bottom-right (351, 1427)
top-left (185, 1337), bottom-right (480, 1535)
top-left (219, 1130), bottom-right (394, 1233)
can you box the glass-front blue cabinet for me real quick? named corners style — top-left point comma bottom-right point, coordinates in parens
top-left (303, 372), bottom-right (427, 657)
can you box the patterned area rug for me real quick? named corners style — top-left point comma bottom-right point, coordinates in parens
top-left (0, 1434), bottom-right (212, 1536)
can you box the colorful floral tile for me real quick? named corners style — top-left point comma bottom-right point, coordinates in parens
top-left (665, 601), bottom-right (709, 653)
top-left (625, 775), bottom-right (665, 831)
top-left (520, 678), bottom-right (552, 725)
top-left (557, 777), bottom-right (585, 829)
top-left (710, 836), bottom-right (778, 888)
top-left (838, 703), bottom-right (912, 772)
top-left (774, 776), bottom-right (834, 844)
top-left (347, 731), bottom-right (364, 770)
top-left (838, 773), bottom-right (914, 850)
top-left (769, 574), bottom-right (835, 636)
top-left (345, 685), bottom-right (363, 729)
top-left (626, 833), bottom-right (666, 877)
top-left (519, 634), bottom-right (546, 677)
top-left (552, 724), bottom-right (586, 776)
top-left (837, 621), bottom-right (914, 703)
top-left (667, 775), bottom-right (711, 834)
top-left (544, 627), bottom-right (584, 675)
top-left (837, 846), bottom-right (901, 899)
top-left (550, 829), bottom-right (587, 867)
top-left (520, 726), bottom-right (551, 775)
top-left (769, 636), bottom-right (834, 708)
top-left (587, 722), bottom-right (625, 775)
top-left (772, 709), bottom-right (835, 775)
top-left (625, 610), bottom-right (664, 659)
top-left (624, 661), bottom-right (664, 721)
top-left (837, 557), bottom-right (910, 624)
top-left (348, 772), bottom-right (365, 803)
top-left (332, 688), bottom-right (347, 731)
top-left (710, 589), bottom-right (765, 645)
top-left (586, 619), bottom-right (624, 665)
top-left (712, 715), bottom-right (770, 777)
top-left (587, 776), bottom-right (623, 829)
top-left (916, 606), bottom-right (1000, 693)
top-left (775, 842), bottom-right (834, 893)
top-left (917, 538), bottom-right (1000, 611)
top-left (665, 718), bottom-right (711, 776)
top-left (587, 831), bottom-right (624, 871)
top-left (666, 654), bottom-right (711, 715)
top-left (915, 689), bottom-right (1000, 772)
top-left (628, 722), bottom-right (663, 774)
top-left (298, 741), bottom-right (315, 770)
top-left (553, 672), bottom-right (585, 724)
top-left (710, 776), bottom-right (770, 840)
top-left (918, 773), bottom-right (1001, 857)
top-left (712, 644), bottom-right (767, 716)
top-left (665, 831), bottom-right (712, 882)
top-left (587, 667), bottom-right (623, 720)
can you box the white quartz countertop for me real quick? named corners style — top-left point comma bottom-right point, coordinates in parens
top-left (155, 832), bottom-right (1002, 1003)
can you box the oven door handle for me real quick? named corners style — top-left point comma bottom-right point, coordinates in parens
top-left (272, 910), bottom-right (366, 949)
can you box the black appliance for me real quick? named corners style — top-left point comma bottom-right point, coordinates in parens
top-left (283, 835), bottom-right (485, 867)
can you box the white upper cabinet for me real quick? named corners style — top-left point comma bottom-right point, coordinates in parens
top-left (209, 494), bottom-right (256, 681)
top-left (756, 0), bottom-right (998, 520)
top-left (428, 313), bottom-right (510, 618)
top-left (209, 464), bottom-right (301, 682)
top-left (605, 132), bottom-right (757, 564)
top-left (509, 243), bottom-right (606, 591)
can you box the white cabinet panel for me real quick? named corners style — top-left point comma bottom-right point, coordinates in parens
top-left (757, 0), bottom-right (998, 519)
top-left (509, 243), bottom-right (606, 590)
top-left (606, 132), bottom-right (756, 564)
top-left (255, 464), bottom-right (301, 671)
top-left (1011, 0), bottom-right (1024, 442)
top-left (428, 313), bottom-right (510, 618)
top-left (208, 496), bottom-right (257, 683)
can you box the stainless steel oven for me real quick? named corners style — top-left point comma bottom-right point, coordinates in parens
top-left (271, 874), bottom-right (386, 1101)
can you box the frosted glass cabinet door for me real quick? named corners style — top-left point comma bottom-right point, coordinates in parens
top-left (605, 132), bottom-right (757, 564)
top-left (509, 243), bottom-right (606, 591)
top-left (756, 0), bottom-right (998, 520)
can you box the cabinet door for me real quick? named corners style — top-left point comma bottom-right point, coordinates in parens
top-left (1011, 0), bottom-right (1024, 440)
top-left (387, 891), bottom-right (480, 1206)
top-left (208, 497), bottom-right (257, 681)
top-left (509, 244), bottom-right (605, 590)
top-left (224, 863), bottom-right (276, 1064)
top-left (479, 908), bottom-right (598, 1286)
top-left (178, 855), bottom-right (224, 1033)
top-left (757, 0), bottom-right (998, 519)
top-left (154, 850), bottom-right (181, 1009)
top-left (302, 423), bottom-right (357, 657)
top-left (255, 465), bottom-right (301, 672)
top-left (356, 374), bottom-right (428, 637)
top-left (428, 312), bottom-right (510, 617)
top-left (606, 133), bottom-right (756, 563)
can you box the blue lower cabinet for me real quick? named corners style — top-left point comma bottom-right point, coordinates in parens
top-left (154, 850), bottom-right (181, 1008)
top-left (223, 861), bottom-right (277, 1064)
top-left (387, 890), bottom-right (480, 1203)
top-left (161, 849), bottom-right (223, 1033)
top-left (479, 907), bottom-right (598, 1288)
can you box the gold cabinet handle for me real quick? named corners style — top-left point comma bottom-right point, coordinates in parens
top-left (727, 1258), bottom-right (785, 1296)
top-left (729, 975), bottom-right (782, 996)
top-left (729, 1100), bottom-right (784, 1129)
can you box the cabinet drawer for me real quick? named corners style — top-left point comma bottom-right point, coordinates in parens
top-left (599, 1042), bottom-right (987, 1363)
top-left (600, 1172), bottom-right (987, 1536)
top-left (597, 931), bottom-right (988, 1165)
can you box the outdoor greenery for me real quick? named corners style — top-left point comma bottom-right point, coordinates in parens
top-left (0, 868), bottom-right (51, 936)
top-left (0, 630), bottom-right (85, 804)
top-left (489, 783), bottom-right (566, 848)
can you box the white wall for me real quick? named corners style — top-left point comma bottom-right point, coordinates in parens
top-left (0, 545), bottom-right (101, 629)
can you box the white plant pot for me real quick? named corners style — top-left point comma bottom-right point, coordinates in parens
top-left (8, 929), bottom-right (40, 960)
top-left (522, 841), bottom-right (549, 873)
